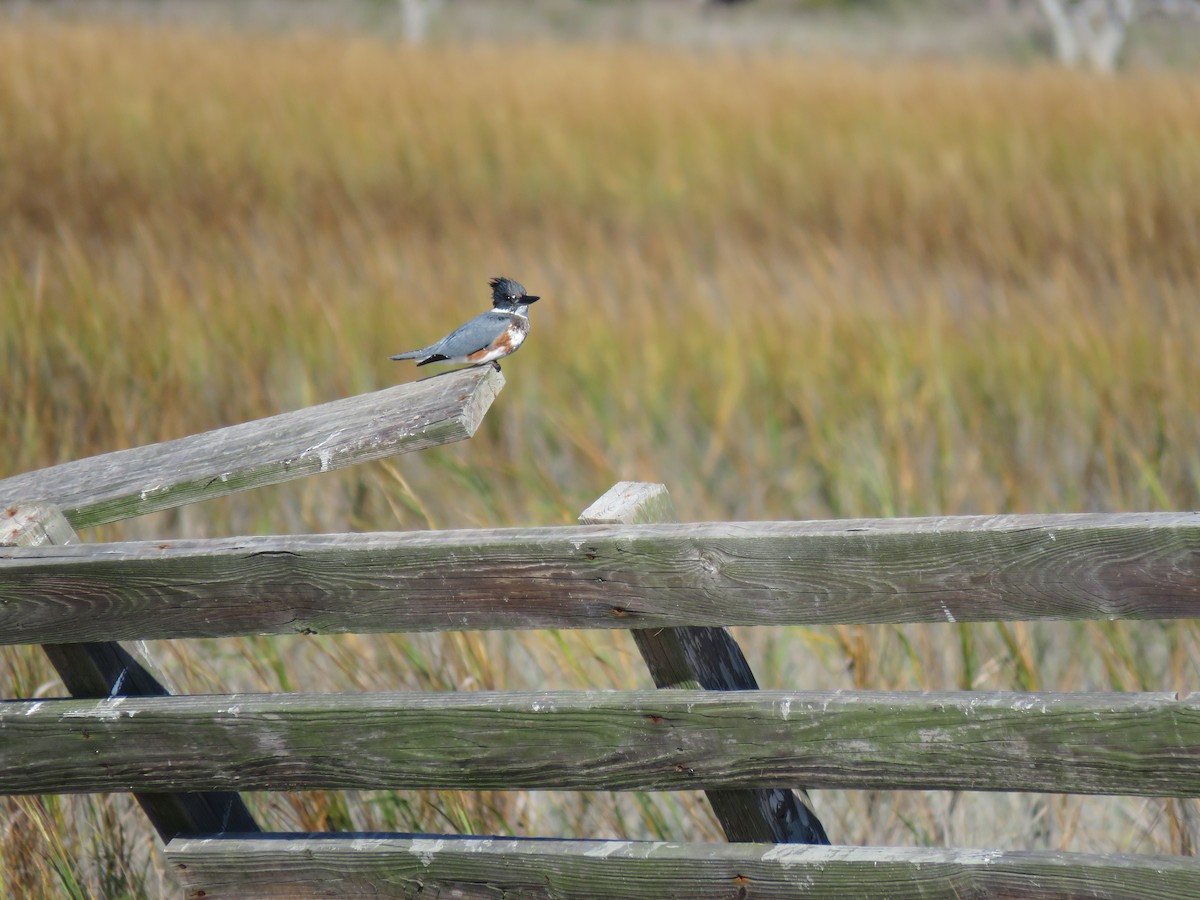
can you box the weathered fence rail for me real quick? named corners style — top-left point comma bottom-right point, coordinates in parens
top-left (3, 689), bottom-right (1198, 797)
top-left (0, 366), bottom-right (502, 528)
top-left (3, 512), bottom-right (1198, 643)
top-left (4, 365), bottom-right (1200, 898)
top-left (165, 836), bottom-right (1200, 900)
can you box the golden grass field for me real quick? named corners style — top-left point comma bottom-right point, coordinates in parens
top-left (2, 16), bottom-right (1200, 897)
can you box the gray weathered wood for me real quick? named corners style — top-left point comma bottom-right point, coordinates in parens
top-left (167, 834), bottom-right (1200, 899)
top-left (0, 504), bottom-right (260, 840)
top-left (578, 482), bottom-right (680, 526)
top-left (0, 366), bottom-right (503, 529)
top-left (4, 689), bottom-right (1198, 797)
top-left (581, 482), bottom-right (827, 845)
top-left (2, 512), bottom-right (1198, 643)
top-left (0, 503), bottom-right (79, 547)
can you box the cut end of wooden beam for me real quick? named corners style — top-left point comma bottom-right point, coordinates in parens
top-left (0, 504), bottom-right (78, 548)
top-left (457, 366), bottom-right (505, 437)
top-left (579, 482), bottom-right (677, 526)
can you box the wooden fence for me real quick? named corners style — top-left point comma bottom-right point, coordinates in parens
top-left (2, 365), bottom-right (1199, 898)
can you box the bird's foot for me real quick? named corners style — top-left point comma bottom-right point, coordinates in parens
top-left (491, 361), bottom-right (502, 372)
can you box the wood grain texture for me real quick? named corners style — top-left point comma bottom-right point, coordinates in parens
top-left (4, 689), bottom-right (1198, 797)
top-left (166, 834), bottom-right (1200, 899)
top-left (2, 512), bottom-right (1198, 643)
top-left (0, 504), bottom-right (260, 839)
top-left (581, 482), bottom-right (828, 845)
top-left (0, 366), bottom-right (503, 529)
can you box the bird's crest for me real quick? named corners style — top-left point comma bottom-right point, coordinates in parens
top-left (490, 276), bottom-right (529, 306)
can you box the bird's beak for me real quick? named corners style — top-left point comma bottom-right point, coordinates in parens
top-left (524, 295), bottom-right (541, 303)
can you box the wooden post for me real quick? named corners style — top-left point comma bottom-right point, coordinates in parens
top-left (0, 503), bottom-right (260, 841)
top-left (579, 482), bottom-right (828, 844)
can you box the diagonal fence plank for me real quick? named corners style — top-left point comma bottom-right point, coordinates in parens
top-left (0, 366), bottom-right (503, 529)
top-left (2, 512), bottom-right (1198, 644)
top-left (4, 689), bottom-right (1198, 797)
top-left (165, 834), bottom-right (1200, 900)
top-left (580, 482), bottom-right (827, 844)
top-left (0, 504), bottom-right (260, 841)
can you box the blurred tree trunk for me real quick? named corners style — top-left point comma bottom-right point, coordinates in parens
top-left (1034, 0), bottom-right (1134, 71)
top-left (1034, 0), bottom-right (1200, 70)
top-left (400, 0), bottom-right (440, 44)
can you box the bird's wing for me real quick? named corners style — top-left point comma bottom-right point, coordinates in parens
top-left (433, 311), bottom-right (512, 357)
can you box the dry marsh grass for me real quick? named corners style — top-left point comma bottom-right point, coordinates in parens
top-left (2, 19), bottom-right (1200, 897)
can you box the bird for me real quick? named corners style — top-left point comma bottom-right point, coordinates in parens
top-left (389, 276), bottom-right (541, 372)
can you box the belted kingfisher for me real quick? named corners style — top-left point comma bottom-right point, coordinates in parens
top-left (390, 276), bottom-right (541, 372)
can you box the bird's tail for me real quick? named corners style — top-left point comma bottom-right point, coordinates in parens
top-left (389, 347), bottom-right (430, 361)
